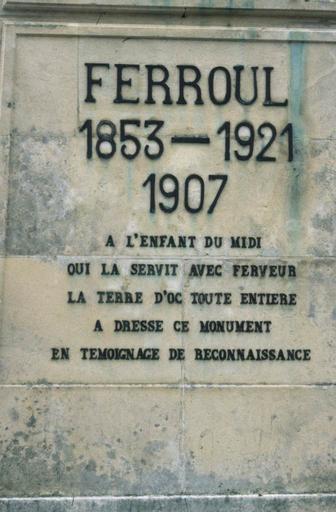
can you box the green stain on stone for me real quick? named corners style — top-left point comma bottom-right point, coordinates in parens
top-left (227, 0), bottom-right (255, 8)
top-left (127, 161), bottom-right (133, 201)
top-left (288, 40), bottom-right (306, 255)
top-left (243, 0), bottom-right (255, 9)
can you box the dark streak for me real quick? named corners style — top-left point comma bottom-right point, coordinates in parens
top-left (171, 135), bottom-right (210, 144)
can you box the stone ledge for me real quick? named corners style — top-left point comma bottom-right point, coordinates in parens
top-left (1, 495), bottom-right (336, 512)
top-left (2, 0), bottom-right (336, 18)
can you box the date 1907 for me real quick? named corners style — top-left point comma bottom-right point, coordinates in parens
top-left (79, 118), bottom-right (294, 214)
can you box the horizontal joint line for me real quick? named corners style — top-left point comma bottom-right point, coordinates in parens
top-left (1, 383), bottom-right (336, 388)
top-left (1, 493), bottom-right (336, 501)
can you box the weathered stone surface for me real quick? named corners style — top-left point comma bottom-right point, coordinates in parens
top-left (0, 256), bottom-right (184, 384)
top-left (0, 387), bottom-right (183, 496)
top-left (183, 387), bottom-right (336, 494)
top-left (3, 32), bottom-right (335, 257)
top-left (0, 3), bottom-right (335, 509)
top-left (0, 257), bottom-right (334, 384)
top-left (0, 387), bottom-right (335, 497)
top-left (3, 0), bottom-right (336, 16)
top-left (184, 257), bottom-right (336, 384)
top-left (1, 496), bottom-right (336, 512)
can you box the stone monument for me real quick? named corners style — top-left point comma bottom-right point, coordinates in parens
top-left (0, 1), bottom-right (335, 510)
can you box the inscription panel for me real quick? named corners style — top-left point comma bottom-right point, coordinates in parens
top-left (0, 25), bottom-right (335, 386)
top-left (0, 19), bottom-right (335, 505)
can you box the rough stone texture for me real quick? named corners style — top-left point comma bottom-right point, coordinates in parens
top-left (183, 387), bottom-right (336, 494)
top-left (0, 387), bottom-right (183, 496)
top-left (1, 496), bottom-right (336, 512)
top-left (0, 387), bottom-right (335, 497)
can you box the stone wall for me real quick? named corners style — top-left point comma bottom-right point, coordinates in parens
top-left (0, 2), bottom-right (335, 510)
